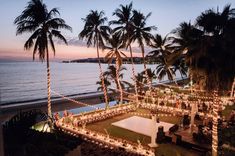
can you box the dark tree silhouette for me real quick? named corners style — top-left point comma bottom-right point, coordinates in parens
top-left (14, 0), bottom-right (72, 118)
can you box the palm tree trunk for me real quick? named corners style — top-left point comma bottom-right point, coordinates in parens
top-left (168, 67), bottom-right (177, 85)
top-left (46, 50), bottom-right (52, 118)
top-left (129, 45), bottom-right (139, 103)
top-left (212, 91), bottom-right (219, 156)
top-left (141, 44), bottom-right (152, 91)
top-left (230, 77), bottom-right (235, 97)
top-left (116, 60), bottom-right (123, 104)
top-left (96, 39), bottom-right (109, 108)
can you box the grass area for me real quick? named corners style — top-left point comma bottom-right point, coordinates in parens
top-left (86, 108), bottom-right (182, 145)
top-left (85, 108), bottom-right (200, 156)
top-left (86, 109), bottom-right (151, 144)
top-left (222, 104), bottom-right (235, 119)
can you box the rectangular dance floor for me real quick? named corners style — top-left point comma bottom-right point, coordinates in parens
top-left (111, 116), bottom-right (174, 137)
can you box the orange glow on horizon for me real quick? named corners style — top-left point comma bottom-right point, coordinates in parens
top-left (0, 44), bottom-right (142, 61)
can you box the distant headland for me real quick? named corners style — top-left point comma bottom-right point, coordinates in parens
top-left (62, 57), bottom-right (154, 64)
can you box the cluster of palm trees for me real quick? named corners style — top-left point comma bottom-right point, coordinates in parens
top-left (79, 3), bottom-right (158, 107)
top-left (15, 0), bottom-right (235, 115)
top-left (96, 65), bottom-right (132, 103)
top-left (170, 5), bottom-right (235, 92)
top-left (14, 1), bottom-right (235, 156)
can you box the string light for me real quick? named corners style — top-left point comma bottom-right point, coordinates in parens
top-left (47, 67), bottom-right (52, 118)
top-left (56, 120), bottom-right (155, 156)
top-left (52, 84), bottom-right (230, 156)
top-left (212, 91), bottom-right (219, 156)
top-left (51, 90), bottom-right (98, 109)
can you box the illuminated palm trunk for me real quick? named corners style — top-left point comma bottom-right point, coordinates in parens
top-left (46, 50), bottom-right (52, 118)
top-left (230, 77), bottom-right (235, 97)
top-left (116, 59), bottom-right (123, 104)
top-left (141, 45), bottom-right (152, 91)
top-left (129, 45), bottom-right (139, 103)
top-left (212, 91), bottom-right (219, 156)
top-left (96, 40), bottom-right (109, 108)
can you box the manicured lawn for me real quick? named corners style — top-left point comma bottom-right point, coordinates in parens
top-left (86, 108), bottom-right (151, 144)
top-left (85, 108), bottom-right (201, 156)
top-left (86, 108), bottom-right (181, 145)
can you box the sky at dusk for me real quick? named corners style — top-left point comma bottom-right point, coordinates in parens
top-left (0, 0), bottom-right (234, 61)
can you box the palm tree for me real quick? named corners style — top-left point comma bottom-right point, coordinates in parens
top-left (104, 65), bottom-right (130, 89)
top-left (148, 34), bottom-right (177, 83)
top-left (14, 0), bottom-right (72, 118)
top-left (172, 5), bottom-right (235, 155)
top-left (131, 10), bottom-right (157, 90)
top-left (96, 75), bottom-right (111, 92)
top-left (79, 10), bottom-right (110, 108)
top-left (135, 73), bottom-right (145, 96)
top-left (155, 56), bottom-right (175, 81)
top-left (140, 68), bottom-right (156, 85)
top-left (105, 34), bottom-right (127, 104)
top-left (172, 56), bottom-right (188, 80)
top-left (110, 2), bottom-right (139, 102)
top-left (195, 6), bottom-right (235, 156)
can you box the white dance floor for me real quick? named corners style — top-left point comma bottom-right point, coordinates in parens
top-left (112, 116), bottom-right (174, 137)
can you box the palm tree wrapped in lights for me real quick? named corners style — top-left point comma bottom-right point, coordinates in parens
top-left (130, 10), bottom-right (157, 91)
top-left (172, 5), bottom-right (235, 156)
top-left (79, 10), bottom-right (111, 109)
top-left (14, 0), bottom-right (72, 118)
top-left (110, 2), bottom-right (139, 102)
top-left (104, 65), bottom-right (130, 92)
top-left (105, 33), bottom-right (127, 104)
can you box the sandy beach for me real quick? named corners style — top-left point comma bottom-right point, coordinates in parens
top-left (0, 91), bottom-right (112, 122)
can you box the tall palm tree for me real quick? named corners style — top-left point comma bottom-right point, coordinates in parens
top-left (131, 10), bottom-right (157, 90)
top-left (14, 0), bottom-right (72, 118)
top-left (110, 2), bottom-right (139, 102)
top-left (79, 10), bottom-right (110, 108)
top-left (195, 5), bottom-right (235, 156)
top-left (105, 34), bottom-right (127, 104)
top-left (148, 34), bottom-right (177, 82)
top-left (172, 5), bottom-right (235, 155)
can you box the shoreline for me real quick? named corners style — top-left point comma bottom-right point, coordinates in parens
top-left (0, 91), bottom-right (111, 122)
top-left (0, 78), bottom-right (188, 122)
top-left (1, 77), bottom-right (187, 107)
top-left (0, 90), bottom-right (105, 108)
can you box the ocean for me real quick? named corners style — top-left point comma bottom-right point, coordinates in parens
top-left (0, 62), bottom-right (182, 105)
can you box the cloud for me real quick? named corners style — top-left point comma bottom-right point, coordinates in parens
top-left (56, 36), bottom-right (88, 47)
top-left (131, 46), bottom-right (154, 54)
top-left (55, 36), bottom-right (154, 55)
